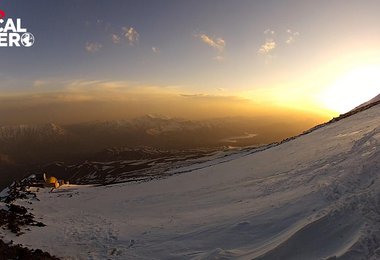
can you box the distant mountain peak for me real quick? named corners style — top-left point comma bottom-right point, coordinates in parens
top-left (0, 123), bottom-right (66, 141)
top-left (145, 114), bottom-right (172, 120)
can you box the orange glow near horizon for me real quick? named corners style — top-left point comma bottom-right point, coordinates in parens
top-left (239, 53), bottom-right (380, 117)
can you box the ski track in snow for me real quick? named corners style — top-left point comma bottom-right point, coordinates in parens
top-left (1, 105), bottom-right (380, 259)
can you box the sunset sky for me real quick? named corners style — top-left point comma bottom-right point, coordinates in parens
top-left (1, 0), bottom-right (380, 124)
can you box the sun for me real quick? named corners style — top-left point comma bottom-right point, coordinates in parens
top-left (320, 65), bottom-right (380, 114)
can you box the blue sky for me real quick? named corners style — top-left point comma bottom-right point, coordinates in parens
top-left (1, 0), bottom-right (380, 120)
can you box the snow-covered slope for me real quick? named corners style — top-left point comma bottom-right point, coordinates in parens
top-left (1, 103), bottom-right (380, 259)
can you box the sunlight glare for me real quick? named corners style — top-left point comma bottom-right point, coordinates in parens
top-left (320, 65), bottom-right (380, 113)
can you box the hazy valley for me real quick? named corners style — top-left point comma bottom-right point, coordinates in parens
top-left (0, 114), bottom-right (322, 189)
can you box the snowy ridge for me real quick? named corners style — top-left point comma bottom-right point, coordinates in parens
top-left (0, 123), bottom-right (66, 141)
top-left (1, 103), bottom-right (380, 259)
top-left (354, 94), bottom-right (380, 110)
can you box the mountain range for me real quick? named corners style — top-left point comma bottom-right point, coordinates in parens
top-left (0, 94), bottom-right (379, 259)
top-left (0, 114), bottom-right (320, 189)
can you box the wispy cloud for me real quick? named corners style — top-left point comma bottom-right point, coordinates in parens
top-left (85, 20), bottom-right (144, 51)
top-left (264, 29), bottom-right (275, 36)
top-left (198, 34), bottom-right (226, 52)
top-left (258, 39), bottom-right (276, 55)
top-left (214, 55), bottom-right (225, 62)
top-left (152, 46), bottom-right (160, 53)
top-left (258, 29), bottom-right (277, 55)
top-left (286, 29), bottom-right (300, 44)
top-left (33, 80), bottom-right (49, 88)
top-left (180, 93), bottom-right (250, 103)
top-left (111, 34), bottom-right (121, 44)
top-left (195, 32), bottom-right (226, 61)
top-left (258, 28), bottom-right (300, 61)
top-left (122, 27), bottom-right (139, 45)
top-left (0, 82), bottom-right (264, 125)
top-left (85, 42), bottom-right (102, 53)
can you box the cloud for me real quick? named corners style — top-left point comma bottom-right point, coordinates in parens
top-left (286, 29), bottom-right (300, 44)
top-left (85, 42), bottom-right (102, 53)
top-left (85, 19), bottom-right (111, 32)
top-left (33, 80), bottom-right (49, 88)
top-left (258, 29), bottom-right (277, 56)
top-left (0, 80), bottom-right (263, 125)
top-left (0, 78), bottom-right (329, 126)
top-left (197, 33), bottom-right (225, 52)
top-left (111, 34), bottom-right (121, 44)
top-left (152, 46), bottom-right (160, 53)
top-left (42, 79), bottom-right (181, 96)
top-left (85, 21), bottom-right (143, 48)
top-left (214, 55), bottom-right (225, 61)
top-left (264, 29), bottom-right (275, 36)
top-left (122, 27), bottom-right (139, 45)
top-left (180, 93), bottom-right (249, 102)
top-left (258, 39), bottom-right (276, 55)
top-left (195, 32), bottom-right (226, 61)
top-left (258, 28), bottom-right (299, 59)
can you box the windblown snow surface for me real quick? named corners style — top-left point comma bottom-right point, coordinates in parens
top-left (1, 104), bottom-right (380, 259)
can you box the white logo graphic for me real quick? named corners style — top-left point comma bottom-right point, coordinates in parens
top-left (0, 15), bottom-right (35, 47)
top-left (21, 32), bottom-right (34, 47)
